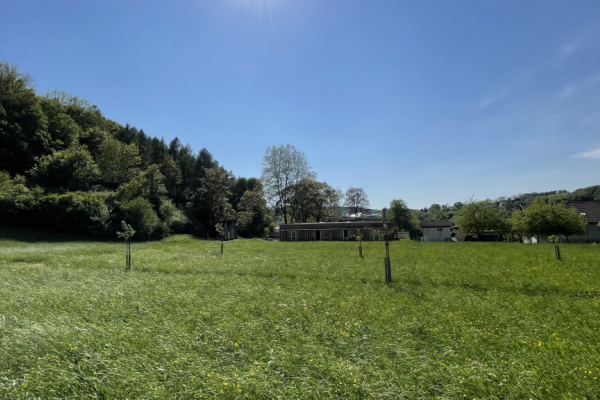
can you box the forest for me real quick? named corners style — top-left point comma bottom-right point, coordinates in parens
top-left (0, 62), bottom-right (272, 239)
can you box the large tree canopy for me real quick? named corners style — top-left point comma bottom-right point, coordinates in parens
top-left (287, 179), bottom-right (341, 223)
top-left (261, 144), bottom-right (315, 224)
top-left (510, 199), bottom-right (586, 241)
top-left (0, 62), bottom-right (50, 175)
top-left (344, 187), bottom-right (370, 216)
top-left (388, 199), bottom-right (413, 232)
top-left (454, 200), bottom-right (503, 237)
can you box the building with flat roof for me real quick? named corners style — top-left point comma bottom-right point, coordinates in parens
top-left (279, 221), bottom-right (394, 242)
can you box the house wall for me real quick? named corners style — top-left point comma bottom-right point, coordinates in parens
top-left (523, 236), bottom-right (550, 244)
top-left (567, 223), bottom-right (600, 243)
top-left (422, 227), bottom-right (452, 242)
top-left (281, 228), bottom-right (385, 242)
top-left (523, 224), bottom-right (600, 243)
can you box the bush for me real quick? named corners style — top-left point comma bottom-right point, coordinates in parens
top-left (39, 191), bottom-right (115, 236)
top-left (510, 198), bottom-right (586, 241)
top-left (0, 172), bottom-right (43, 223)
top-left (119, 196), bottom-right (160, 240)
top-left (28, 146), bottom-right (100, 191)
top-left (160, 199), bottom-right (188, 233)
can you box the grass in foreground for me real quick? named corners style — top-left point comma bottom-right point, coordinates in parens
top-left (1, 228), bottom-right (599, 399)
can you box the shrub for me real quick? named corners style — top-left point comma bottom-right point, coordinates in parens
top-left (28, 146), bottom-right (100, 191)
top-left (119, 196), bottom-right (160, 240)
top-left (0, 172), bottom-right (43, 222)
top-left (39, 191), bottom-right (115, 236)
top-left (160, 199), bottom-right (187, 233)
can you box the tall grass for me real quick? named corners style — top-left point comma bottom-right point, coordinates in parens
top-left (1, 228), bottom-right (599, 398)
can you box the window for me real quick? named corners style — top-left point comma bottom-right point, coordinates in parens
top-left (369, 233), bottom-right (381, 241)
top-left (290, 231), bottom-right (299, 241)
top-left (437, 228), bottom-right (443, 231)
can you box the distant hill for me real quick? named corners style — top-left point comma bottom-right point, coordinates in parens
top-left (510, 185), bottom-right (600, 203)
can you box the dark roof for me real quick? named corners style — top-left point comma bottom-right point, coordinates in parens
top-left (420, 221), bottom-right (454, 228)
top-left (566, 201), bottom-right (600, 223)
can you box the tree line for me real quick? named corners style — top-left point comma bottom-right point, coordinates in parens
top-left (1, 61), bottom-right (594, 242)
top-left (399, 184), bottom-right (597, 241)
top-left (451, 198), bottom-right (588, 242)
top-left (0, 62), bottom-right (379, 240)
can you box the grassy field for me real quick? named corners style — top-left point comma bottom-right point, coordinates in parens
top-left (1, 228), bottom-right (599, 399)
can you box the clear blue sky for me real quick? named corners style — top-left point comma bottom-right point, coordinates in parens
top-left (2, 0), bottom-right (599, 209)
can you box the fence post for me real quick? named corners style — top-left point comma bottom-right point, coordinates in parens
top-left (384, 241), bottom-right (391, 284)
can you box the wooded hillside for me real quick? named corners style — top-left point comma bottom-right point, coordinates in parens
top-left (0, 62), bottom-right (272, 239)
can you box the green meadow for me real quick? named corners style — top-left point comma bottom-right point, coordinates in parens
top-left (1, 229), bottom-right (599, 399)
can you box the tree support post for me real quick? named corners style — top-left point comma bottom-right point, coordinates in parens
top-left (384, 241), bottom-right (392, 284)
top-left (126, 242), bottom-right (131, 271)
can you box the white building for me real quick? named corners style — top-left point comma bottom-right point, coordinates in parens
top-left (420, 221), bottom-right (454, 242)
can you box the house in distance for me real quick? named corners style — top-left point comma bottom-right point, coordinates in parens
top-left (420, 221), bottom-right (454, 242)
top-left (522, 201), bottom-right (600, 243)
top-left (279, 221), bottom-right (396, 242)
top-left (567, 201), bottom-right (600, 243)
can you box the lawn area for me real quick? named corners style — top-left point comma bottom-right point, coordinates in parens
top-left (1, 229), bottom-right (599, 399)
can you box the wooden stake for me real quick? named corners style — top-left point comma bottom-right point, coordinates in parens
top-left (384, 257), bottom-right (392, 284)
top-left (125, 242), bottom-right (131, 271)
top-left (384, 241), bottom-right (391, 284)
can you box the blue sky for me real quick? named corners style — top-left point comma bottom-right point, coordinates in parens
top-left (2, 0), bottom-right (599, 209)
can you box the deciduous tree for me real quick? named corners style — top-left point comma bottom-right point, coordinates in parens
top-left (0, 62), bottom-right (50, 175)
top-left (29, 146), bottom-right (100, 191)
top-left (97, 137), bottom-right (141, 186)
top-left (237, 190), bottom-right (272, 236)
top-left (261, 144), bottom-right (315, 224)
top-left (344, 187), bottom-right (370, 216)
top-left (388, 199), bottom-right (412, 232)
top-left (454, 199), bottom-right (503, 238)
top-left (195, 166), bottom-right (235, 229)
top-left (510, 198), bottom-right (586, 242)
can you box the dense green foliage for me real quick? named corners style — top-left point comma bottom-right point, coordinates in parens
top-left (1, 230), bottom-right (599, 398)
top-left (0, 63), bottom-right (271, 239)
top-left (454, 200), bottom-right (510, 239)
top-left (511, 198), bottom-right (587, 241)
top-left (412, 186), bottom-right (600, 229)
top-left (261, 144), bottom-right (316, 224)
top-left (449, 198), bottom-right (586, 242)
